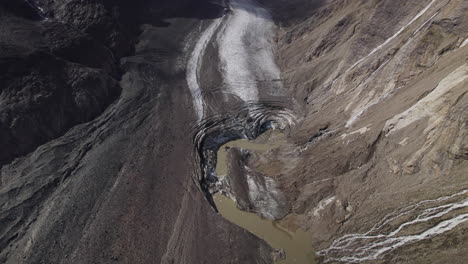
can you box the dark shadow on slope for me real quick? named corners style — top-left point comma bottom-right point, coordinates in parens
top-left (0, 0), bottom-right (224, 167)
top-left (258, 0), bottom-right (326, 26)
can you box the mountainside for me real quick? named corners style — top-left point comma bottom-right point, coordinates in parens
top-left (0, 1), bottom-right (272, 263)
top-left (0, 0), bottom-right (467, 264)
top-left (259, 0), bottom-right (468, 262)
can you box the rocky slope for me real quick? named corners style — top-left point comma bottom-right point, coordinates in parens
top-left (246, 0), bottom-right (467, 262)
top-left (0, 0), bottom-right (218, 166)
top-left (0, 0), bottom-right (467, 263)
top-left (0, 1), bottom-right (120, 166)
top-left (0, 1), bottom-right (273, 263)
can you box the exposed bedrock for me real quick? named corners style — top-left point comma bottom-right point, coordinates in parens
top-left (254, 0), bottom-right (468, 263)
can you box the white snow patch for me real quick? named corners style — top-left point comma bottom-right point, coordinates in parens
top-left (410, 11), bottom-right (439, 39)
top-left (344, 76), bottom-right (396, 128)
top-left (398, 137), bottom-right (409, 146)
top-left (313, 196), bottom-right (337, 217)
top-left (318, 189), bottom-right (468, 263)
top-left (346, 0), bottom-right (437, 73)
top-left (341, 126), bottom-right (371, 140)
top-left (186, 19), bottom-right (223, 121)
top-left (461, 38), bottom-right (468, 48)
top-left (218, 0), bottom-right (281, 102)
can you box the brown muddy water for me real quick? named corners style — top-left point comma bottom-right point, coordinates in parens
top-left (214, 131), bottom-right (316, 264)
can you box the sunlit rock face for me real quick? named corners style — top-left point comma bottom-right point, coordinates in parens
top-left (254, 0), bottom-right (468, 263)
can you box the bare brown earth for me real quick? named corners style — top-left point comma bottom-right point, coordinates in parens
top-left (245, 0), bottom-right (468, 263)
